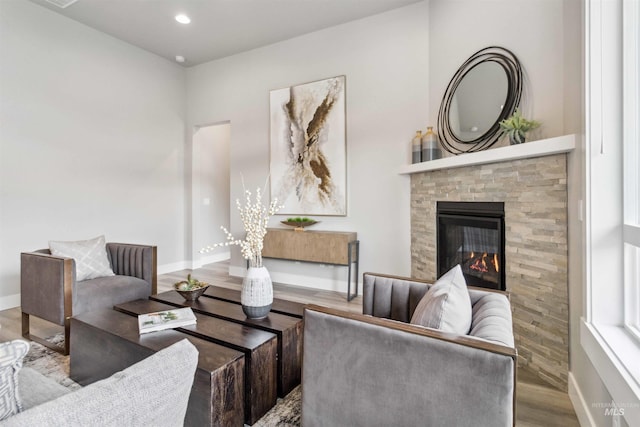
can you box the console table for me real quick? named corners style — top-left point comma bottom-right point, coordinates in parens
top-left (262, 228), bottom-right (359, 301)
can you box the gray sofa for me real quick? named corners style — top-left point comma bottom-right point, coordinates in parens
top-left (302, 272), bottom-right (517, 427)
top-left (2, 339), bottom-right (197, 426)
top-left (21, 242), bottom-right (157, 354)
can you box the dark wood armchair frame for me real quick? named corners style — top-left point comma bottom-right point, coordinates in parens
top-left (21, 244), bottom-right (157, 355)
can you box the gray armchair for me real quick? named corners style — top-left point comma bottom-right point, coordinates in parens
top-left (302, 272), bottom-right (517, 427)
top-left (5, 339), bottom-right (197, 426)
top-left (21, 243), bottom-right (157, 355)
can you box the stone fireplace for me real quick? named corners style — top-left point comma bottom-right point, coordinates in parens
top-left (407, 137), bottom-right (574, 391)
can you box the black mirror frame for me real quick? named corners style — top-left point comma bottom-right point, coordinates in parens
top-left (437, 46), bottom-right (522, 154)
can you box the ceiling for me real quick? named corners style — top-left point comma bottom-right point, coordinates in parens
top-left (27, 0), bottom-right (422, 67)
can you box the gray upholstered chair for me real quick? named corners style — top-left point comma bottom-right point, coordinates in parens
top-left (20, 243), bottom-right (157, 355)
top-left (302, 272), bottom-right (517, 427)
top-left (4, 339), bottom-right (197, 426)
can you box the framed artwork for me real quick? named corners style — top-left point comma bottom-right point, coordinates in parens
top-left (270, 75), bottom-right (346, 216)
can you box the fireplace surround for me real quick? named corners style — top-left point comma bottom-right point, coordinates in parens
top-left (408, 139), bottom-right (572, 391)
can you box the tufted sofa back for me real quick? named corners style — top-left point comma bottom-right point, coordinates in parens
top-left (362, 272), bottom-right (514, 347)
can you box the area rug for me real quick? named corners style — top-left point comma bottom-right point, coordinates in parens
top-left (23, 334), bottom-right (81, 391)
top-left (253, 386), bottom-right (301, 427)
top-left (23, 333), bottom-right (302, 426)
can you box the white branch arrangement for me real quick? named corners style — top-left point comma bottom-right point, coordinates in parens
top-left (201, 178), bottom-right (282, 268)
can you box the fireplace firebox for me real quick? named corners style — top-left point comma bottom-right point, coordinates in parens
top-left (437, 202), bottom-right (505, 290)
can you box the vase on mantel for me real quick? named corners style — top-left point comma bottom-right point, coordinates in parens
top-left (509, 133), bottom-right (526, 145)
top-left (241, 256), bottom-right (273, 319)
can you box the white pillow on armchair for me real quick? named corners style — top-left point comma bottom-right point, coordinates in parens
top-left (410, 264), bottom-right (472, 335)
top-left (49, 235), bottom-right (114, 281)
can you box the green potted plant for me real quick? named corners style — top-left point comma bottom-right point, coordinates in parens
top-left (280, 217), bottom-right (319, 231)
top-left (499, 109), bottom-right (540, 144)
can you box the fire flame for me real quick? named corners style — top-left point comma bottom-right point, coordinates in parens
top-left (470, 252), bottom-right (489, 273)
top-left (469, 252), bottom-right (499, 274)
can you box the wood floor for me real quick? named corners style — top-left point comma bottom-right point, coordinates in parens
top-left (0, 261), bottom-right (580, 426)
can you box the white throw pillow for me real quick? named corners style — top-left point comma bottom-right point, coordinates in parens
top-left (410, 264), bottom-right (472, 335)
top-left (0, 340), bottom-right (30, 420)
top-left (49, 235), bottom-right (115, 282)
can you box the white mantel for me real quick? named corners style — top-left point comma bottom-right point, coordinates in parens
top-left (399, 134), bottom-right (576, 175)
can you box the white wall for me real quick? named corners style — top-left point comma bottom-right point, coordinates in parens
top-left (192, 123), bottom-right (231, 267)
top-left (429, 0), bottom-right (567, 147)
top-left (0, 1), bottom-right (622, 422)
top-left (0, 0), bottom-right (186, 307)
top-left (186, 2), bottom-right (429, 291)
top-left (561, 0), bottom-right (620, 425)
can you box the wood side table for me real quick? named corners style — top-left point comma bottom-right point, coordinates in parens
top-left (262, 228), bottom-right (360, 301)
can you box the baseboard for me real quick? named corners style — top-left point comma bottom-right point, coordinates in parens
top-left (569, 371), bottom-right (597, 427)
top-left (158, 261), bottom-right (191, 275)
top-left (159, 252), bottom-right (231, 273)
top-left (0, 293), bottom-right (21, 311)
top-left (191, 252), bottom-right (230, 270)
top-left (228, 265), bottom-right (358, 295)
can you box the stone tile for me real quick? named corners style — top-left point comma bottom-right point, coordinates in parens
top-left (410, 153), bottom-right (569, 391)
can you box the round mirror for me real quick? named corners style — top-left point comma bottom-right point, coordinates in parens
top-left (449, 62), bottom-right (508, 142)
top-left (438, 46), bottom-right (522, 154)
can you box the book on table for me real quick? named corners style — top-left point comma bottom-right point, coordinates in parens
top-left (138, 307), bottom-right (196, 334)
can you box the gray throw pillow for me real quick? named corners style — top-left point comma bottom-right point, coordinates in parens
top-left (410, 264), bottom-right (472, 335)
top-left (0, 340), bottom-right (30, 420)
top-left (49, 235), bottom-right (115, 282)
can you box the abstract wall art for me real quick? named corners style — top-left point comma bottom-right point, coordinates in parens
top-left (270, 76), bottom-right (346, 216)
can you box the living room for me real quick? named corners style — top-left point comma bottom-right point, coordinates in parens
top-left (1, 0), bottom-right (639, 426)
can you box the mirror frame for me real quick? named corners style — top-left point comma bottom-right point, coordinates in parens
top-left (437, 46), bottom-right (522, 154)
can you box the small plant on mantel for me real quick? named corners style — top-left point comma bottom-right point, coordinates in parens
top-left (499, 109), bottom-right (540, 145)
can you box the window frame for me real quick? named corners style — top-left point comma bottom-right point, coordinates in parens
top-left (623, 0), bottom-right (640, 339)
top-left (583, 0), bottom-right (640, 421)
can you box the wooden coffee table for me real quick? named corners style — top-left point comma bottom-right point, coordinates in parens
top-left (151, 288), bottom-right (305, 397)
top-left (69, 287), bottom-right (305, 426)
top-left (70, 309), bottom-right (246, 426)
top-left (202, 286), bottom-right (305, 318)
top-left (115, 299), bottom-right (278, 425)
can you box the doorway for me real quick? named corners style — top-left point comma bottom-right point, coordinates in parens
top-left (192, 122), bottom-right (231, 268)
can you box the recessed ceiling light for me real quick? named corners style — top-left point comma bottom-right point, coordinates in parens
top-left (175, 56), bottom-right (186, 63)
top-left (175, 14), bottom-right (191, 24)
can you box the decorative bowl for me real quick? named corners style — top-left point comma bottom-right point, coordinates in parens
top-left (173, 283), bottom-right (210, 301)
top-left (280, 220), bottom-right (319, 229)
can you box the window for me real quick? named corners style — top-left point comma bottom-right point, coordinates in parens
top-left (623, 0), bottom-right (640, 337)
top-left (583, 0), bottom-right (640, 421)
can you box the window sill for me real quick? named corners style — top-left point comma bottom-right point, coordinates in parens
top-left (581, 320), bottom-right (640, 421)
